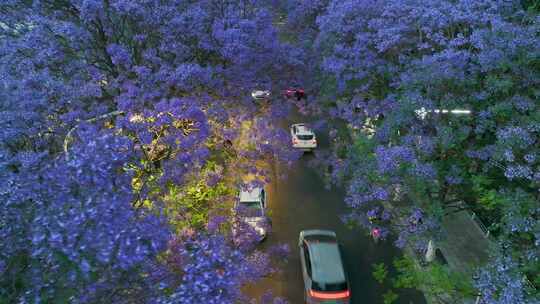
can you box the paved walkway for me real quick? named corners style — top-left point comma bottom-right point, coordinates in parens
top-left (415, 209), bottom-right (492, 304)
top-left (437, 210), bottom-right (491, 277)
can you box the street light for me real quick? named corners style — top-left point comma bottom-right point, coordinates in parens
top-left (415, 107), bottom-right (472, 120)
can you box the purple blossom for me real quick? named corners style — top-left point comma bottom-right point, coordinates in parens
top-left (415, 136), bottom-right (436, 156)
top-left (245, 251), bottom-right (274, 280)
top-left (207, 215), bottom-right (227, 233)
top-left (503, 149), bottom-right (515, 162)
top-left (511, 96), bottom-right (536, 113)
top-left (445, 175), bottom-right (463, 185)
top-left (523, 154), bottom-right (536, 164)
top-left (106, 43), bottom-right (132, 66)
top-left (466, 145), bottom-right (496, 160)
top-left (0, 0), bottom-right (298, 301)
top-left (408, 209), bottom-right (424, 227)
top-left (411, 162), bottom-right (437, 179)
top-left (445, 165), bottom-right (464, 185)
top-left (329, 128), bottom-right (338, 140)
top-left (367, 208), bottom-right (380, 219)
top-left (293, 5), bottom-right (539, 303)
top-left (381, 209), bottom-right (392, 221)
top-left (2, 128), bottom-right (171, 302)
top-left (158, 234), bottom-right (253, 304)
top-left (504, 165), bottom-right (533, 180)
top-left (497, 127), bottom-right (535, 149)
top-left (375, 146), bottom-right (416, 174)
top-left (2, 0), bottom-right (539, 302)
top-left (206, 172), bottom-right (222, 187)
top-left (475, 256), bottom-right (532, 304)
top-left (395, 233), bottom-right (407, 249)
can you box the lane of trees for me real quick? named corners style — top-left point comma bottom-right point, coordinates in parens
top-left (278, 1), bottom-right (539, 303)
top-left (0, 1), bottom-right (299, 303)
top-left (1, 1), bottom-right (538, 303)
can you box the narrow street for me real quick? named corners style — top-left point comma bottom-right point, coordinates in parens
top-left (246, 111), bottom-right (427, 304)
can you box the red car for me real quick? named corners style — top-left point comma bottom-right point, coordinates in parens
top-left (283, 87), bottom-right (305, 100)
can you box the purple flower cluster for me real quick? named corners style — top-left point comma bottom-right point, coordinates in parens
top-left (207, 215), bottom-right (228, 233)
top-left (475, 256), bottom-right (532, 304)
top-left (2, 128), bottom-right (171, 302)
top-left (0, 0), bottom-right (301, 301)
top-left (466, 145), bottom-right (497, 161)
top-left (497, 127), bottom-right (535, 149)
top-left (375, 146), bottom-right (416, 174)
top-left (504, 165), bottom-right (533, 180)
top-left (411, 162), bottom-right (437, 179)
top-left (157, 234), bottom-right (250, 304)
top-left (503, 149), bottom-right (516, 162)
top-left (523, 154), bottom-right (536, 164)
top-left (415, 136), bottom-right (436, 156)
top-left (289, 2), bottom-right (540, 301)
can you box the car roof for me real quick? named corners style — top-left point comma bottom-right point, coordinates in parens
top-left (239, 187), bottom-right (262, 202)
top-left (307, 241), bottom-right (346, 284)
top-left (293, 124), bottom-right (314, 135)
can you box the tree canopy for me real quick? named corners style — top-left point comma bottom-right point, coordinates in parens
top-left (0, 0), bottom-right (296, 303)
top-left (281, 0), bottom-right (539, 302)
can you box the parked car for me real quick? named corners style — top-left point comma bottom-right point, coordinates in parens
top-left (232, 186), bottom-right (269, 242)
top-left (251, 90), bottom-right (271, 101)
top-left (299, 230), bottom-right (350, 304)
top-left (283, 87), bottom-right (305, 100)
top-left (290, 123), bottom-right (317, 151)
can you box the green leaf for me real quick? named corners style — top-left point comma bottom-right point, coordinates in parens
top-left (486, 75), bottom-right (514, 95)
top-left (392, 257), bottom-right (417, 289)
top-left (372, 263), bottom-right (389, 284)
top-left (392, 256), bottom-right (476, 299)
top-left (383, 290), bottom-right (399, 304)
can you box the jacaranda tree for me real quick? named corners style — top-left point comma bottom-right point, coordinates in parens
top-left (284, 0), bottom-right (539, 302)
top-left (0, 0), bottom-right (297, 303)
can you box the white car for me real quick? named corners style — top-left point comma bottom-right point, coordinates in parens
top-left (290, 123), bottom-right (317, 151)
top-left (299, 230), bottom-right (350, 304)
top-left (232, 186), bottom-right (269, 242)
top-left (251, 90), bottom-right (271, 101)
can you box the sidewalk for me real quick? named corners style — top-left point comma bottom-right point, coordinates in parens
top-left (381, 187), bottom-right (492, 304)
top-left (437, 210), bottom-right (491, 278)
top-left (413, 208), bottom-right (492, 304)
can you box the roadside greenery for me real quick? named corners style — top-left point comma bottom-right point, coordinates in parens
top-left (393, 257), bottom-right (476, 302)
top-left (165, 162), bottom-right (233, 233)
top-left (372, 257), bottom-right (476, 304)
top-left (382, 290), bottom-right (399, 304)
top-left (372, 263), bottom-right (388, 284)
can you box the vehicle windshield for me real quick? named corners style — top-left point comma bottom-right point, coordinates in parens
top-left (238, 201), bottom-right (262, 217)
top-left (304, 235), bottom-right (335, 243)
top-left (298, 134), bottom-right (313, 140)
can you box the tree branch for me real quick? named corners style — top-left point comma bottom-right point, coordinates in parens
top-left (63, 110), bottom-right (125, 160)
top-left (442, 198), bottom-right (465, 207)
